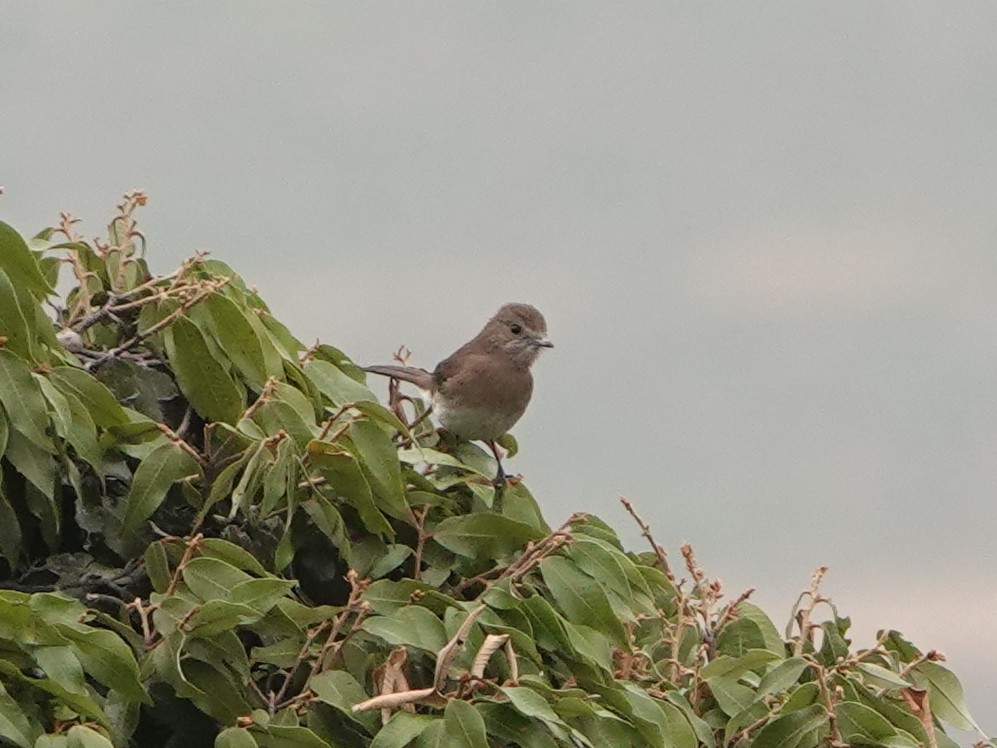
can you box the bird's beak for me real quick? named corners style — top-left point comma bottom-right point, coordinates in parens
top-left (534, 337), bottom-right (554, 349)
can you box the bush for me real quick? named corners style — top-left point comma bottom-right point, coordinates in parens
top-left (0, 194), bottom-right (991, 747)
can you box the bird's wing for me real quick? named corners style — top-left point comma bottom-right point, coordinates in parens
top-left (363, 365), bottom-right (435, 391)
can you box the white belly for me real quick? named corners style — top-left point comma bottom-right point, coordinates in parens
top-left (432, 397), bottom-right (520, 441)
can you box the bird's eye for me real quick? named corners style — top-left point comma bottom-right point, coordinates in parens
top-left (510, 323), bottom-right (522, 335)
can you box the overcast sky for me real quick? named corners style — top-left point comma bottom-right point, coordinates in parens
top-left (3, 3), bottom-right (996, 738)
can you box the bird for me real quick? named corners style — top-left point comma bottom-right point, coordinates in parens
top-left (364, 303), bottom-right (552, 485)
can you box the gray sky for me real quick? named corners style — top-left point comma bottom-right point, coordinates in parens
top-left (4, 3), bottom-right (996, 737)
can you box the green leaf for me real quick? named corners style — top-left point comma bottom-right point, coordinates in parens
top-left (353, 400), bottom-right (410, 437)
top-left (0, 678), bottom-right (36, 748)
top-left (56, 622), bottom-right (148, 703)
top-left (751, 704), bottom-right (827, 748)
top-left (144, 542), bottom-right (171, 593)
top-left (5, 428), bottom-right (56, 498)
top-left (855, 662), bottom-right (912, 690)
top-left (310, 669), bottom-right (376, 731)
top-left (0, 220), bottom-right (53, 298)
top-left (362, 605), bottom-right (448, 653)
top-left (397, 447), bottom-right (490, 478)
top-left (59, 390), bottom-right (103, 468)
top-left (363, 579), bottom-right (458, 616)
top-left (835, 701), bottom-right (917, 748)
top-left (370, 713), bottom-right (437, 748)
top-left (165, 316), bottom-right (244, 423)
top-left (0, 659), bottom-right (107, 728)
top-left (539, 556), bottom-right (627, 648)
top-left (185, 600), bottom-right (265, 636)
top-left (0, 350), bottom-right (53, 450)
top-left (308, 440), bottom-right (392, 537)
top-left (199, 537), bottom-right (269, 576)
top-left (707, 674), bottom-right (756, 716)
top-left (442, 699), bottom-right (488, 748)
top-left (34, 645), bottom-right (87, 695)
top-left (215, 727), bottom-right (259, 748)
top-left (498, 686), bottom-right (571, 738)
top-left (757, 657), bottom-right (809, 697)
top-left (701, 649), bottom-right (780, 680)
top-left (0, 267), bottom-right (37, 361)
top-left (182, 556), bottom-right (254, 600)
top-left (15, 463), bottom-right (59, 551)
top-left (433, 514), bottom-right (543, 559)
top-left (228, 578), bottom-right (295, 613)
top-left (730, 602), bottom-right (785, 656)
top-left (348, 419), bottom-right (409, 519)
top-left (304, 359), bottom-right (377, 405)
top-left (659, 701), bottom-right (698, 748)
top-left (195, 293), bottom-right (270, 389)
top-left (121, 441), bottom-right (201, 534)
top-left (48, 366), bottom-right (130, 428)
top-left (912, 660), bottom-right (980, 731)
top-left (251, 399), bottom-right (314, 449)
top-left (0, 481), bottom-right (22, 564)
top-left (66, 725), bottom-right (114, 748)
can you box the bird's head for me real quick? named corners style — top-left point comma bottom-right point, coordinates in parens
top-left (487, 302), bottom-right (553, 366)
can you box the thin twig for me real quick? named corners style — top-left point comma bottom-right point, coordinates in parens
top-left (620, 496), bottom-right (674, 581)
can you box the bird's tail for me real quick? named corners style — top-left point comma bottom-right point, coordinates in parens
top-left (362, 365), bottom-right (435, 390)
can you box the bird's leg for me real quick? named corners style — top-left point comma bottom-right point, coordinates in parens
top-left (486, 440), bottom-right (507, 488)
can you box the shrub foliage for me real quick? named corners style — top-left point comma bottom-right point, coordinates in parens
top-left (0, 194), bottom-right (990, 747)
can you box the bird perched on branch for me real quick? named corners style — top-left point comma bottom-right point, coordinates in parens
top-left (364, 303), bottom-right (552, 485)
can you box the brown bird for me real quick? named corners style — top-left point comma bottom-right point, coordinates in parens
top-left (364, 303), bottom-right (552, 484)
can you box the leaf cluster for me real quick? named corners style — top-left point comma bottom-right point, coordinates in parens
top-left (0, 196), bottom-right (991, 748)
